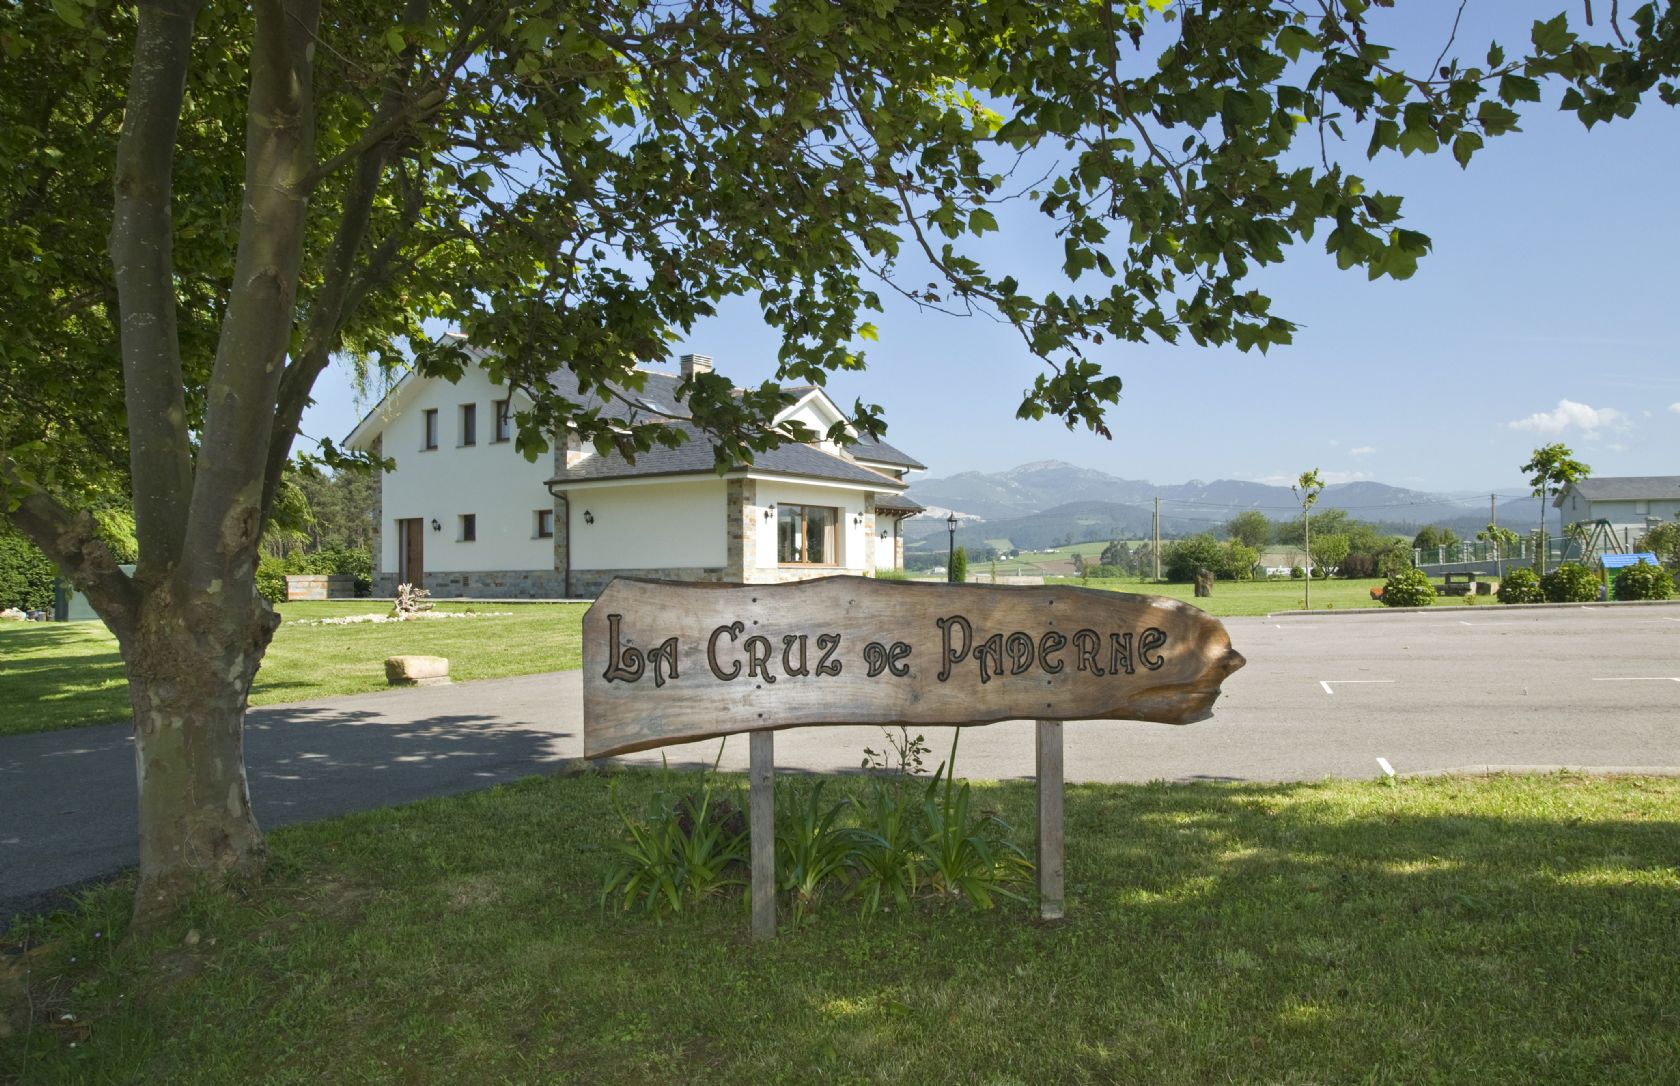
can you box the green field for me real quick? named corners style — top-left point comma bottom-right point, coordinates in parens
top-left (1058, 575), bottom-right (1407, 616)
top-left (0, 601), bottom-right (586, 737)
top-left (6, 770), bottom-right (1677, 1084)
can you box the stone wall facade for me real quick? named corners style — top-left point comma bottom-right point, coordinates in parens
top-left (567, 566), bottom-right (731, 598)
top-left (725, 477), bottom-right (756, 580)
top-left (374, 569), bottom-right (572, 598)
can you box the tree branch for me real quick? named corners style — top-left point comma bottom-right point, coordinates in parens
top-left (182, 0), bottom-right (322, 593)
top-left (1, 462), bottom-right (140, 638)
top-left (109, 0), bottom-right (203, 573)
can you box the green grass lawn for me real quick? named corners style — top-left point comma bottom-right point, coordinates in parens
top-left (0, 601), bottom-right (586, 737)
top-left (5, 770), bottom-right (1677, 1084)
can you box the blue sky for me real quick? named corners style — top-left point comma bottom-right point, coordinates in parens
top-left (303, 9), bottom-right (1679, 495)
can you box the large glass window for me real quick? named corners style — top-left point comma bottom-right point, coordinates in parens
top-left (460, 403), bottom-right (477, 446)
top-left (777, 504), bottom-right (837, 565)
top-left (422, 409), bottom-right (438, 450)
top-left (493, 399), bottom-right (513, 443)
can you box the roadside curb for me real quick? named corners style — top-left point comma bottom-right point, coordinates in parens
top-left (1266, 598), bottom-right (1680, 619)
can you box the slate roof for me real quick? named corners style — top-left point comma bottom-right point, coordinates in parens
top-left (1556, 476), bottom-right (1680, 505)
top-left (544, 367), bottom-right (910, 490)
top-left (873, 493), bottom-right (926, 515)
top-left (849, 434), bottom-right (926, 471)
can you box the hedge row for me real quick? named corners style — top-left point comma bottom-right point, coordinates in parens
top-left (0, 529), bottom-right (56, 612)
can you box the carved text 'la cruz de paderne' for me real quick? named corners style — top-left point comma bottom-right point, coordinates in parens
top-left (600, 612), bottom-right (1172, 688)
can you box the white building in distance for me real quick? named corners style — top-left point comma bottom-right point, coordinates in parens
top-left (346, 340), bottom-right (924, 597)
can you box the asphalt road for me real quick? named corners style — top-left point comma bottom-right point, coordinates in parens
top-left (4, 602), bottom-right (1677, 925)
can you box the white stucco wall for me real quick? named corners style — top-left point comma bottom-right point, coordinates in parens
top-left (751, 478), bottom-right (874, 574)
top-left (568, 479), bottom-right (728, 571)
top-left (374, 368), bottom-right (553, 573)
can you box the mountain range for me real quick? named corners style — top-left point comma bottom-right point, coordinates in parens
top-left (900, 461), bottom-right (1541, 553)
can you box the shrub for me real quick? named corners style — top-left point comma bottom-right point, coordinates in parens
top-left (1380, 567), bottom-right (1436, 608)
top-left (1613, 559), bottom-right (1675, 601)
top-left (255, 554), bottom-right (289, 605)
top-left (1290, 565), bottom-right (1305, 579)
top-left (0, 528), bottom-right (57, 612)
top-left (949, 546), bottom-right (968, 583)
top-left (1497, 567), bottom-right (1542, 604)
top-left (1541, 563), bottom-right (1601, 603)
top-left (871, 567), bottom-right (911, 581)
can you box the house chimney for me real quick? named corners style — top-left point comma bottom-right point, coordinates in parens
top-left (680, 353), bottom-right (713, 379)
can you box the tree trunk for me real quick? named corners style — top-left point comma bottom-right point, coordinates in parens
top-left (123, 582), bottom-right (279, 926)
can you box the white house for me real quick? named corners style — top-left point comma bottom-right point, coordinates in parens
top-left (345, 341), bottom-right (925, 597)
top-left (1554, 476), bottom-right (1680, 549)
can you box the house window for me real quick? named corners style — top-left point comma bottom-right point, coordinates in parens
top-left (777, 504), bottom-right (837, 565)
top-left (460, 404), bottom-right (477, 446)
top-left (422, 409), bottom-right (438, 450)
top-left (494, 399), bottom-right (513, 443)
top-left (460, 514), bottom-right (477, 542)
top-left (535, 509), bottom-right (553, 538)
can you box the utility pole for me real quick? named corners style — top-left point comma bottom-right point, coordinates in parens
top-left (1151, 496), bottom-right (1160, 581)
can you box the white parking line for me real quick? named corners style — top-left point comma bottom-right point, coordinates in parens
top-left (1320, 680), bottom-right (1396, 695)
top-left (1590, 677), bottom-right (1680, 683)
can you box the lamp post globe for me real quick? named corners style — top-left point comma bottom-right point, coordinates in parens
top-left (946, 512), bottom-right (958, 583)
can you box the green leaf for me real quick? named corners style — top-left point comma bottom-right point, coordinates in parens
top-left (967, 208), bottom-right (998, 235)
top-left (1451, 131), bottom-right (1483, 168)
top-left (1530, 13), bottom-right (1574, 56)
top-left (50, 0), bottom-right (84, 28)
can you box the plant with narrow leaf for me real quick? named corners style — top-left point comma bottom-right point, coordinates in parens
top-left (775, 781), bottom-right (873, 928)
top-left (850, 780), bottom-right (923, 915)
top-left (601, 780), bottom-right (748, 916)
top-left (915, 735), bottom-right (1032, 908)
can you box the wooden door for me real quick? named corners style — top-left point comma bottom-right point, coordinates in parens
top-left (398, 518), bottom-right (424, 586)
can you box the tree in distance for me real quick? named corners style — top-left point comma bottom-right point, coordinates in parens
top-left (2, 2), bottom-right (1673, 924)
top-left (1223, 511), bottom-right (1272, 549)
top-left (1521, 444), bottom-right (1592, 576)
top-left (1293, 469), bottom-right (1325, 606)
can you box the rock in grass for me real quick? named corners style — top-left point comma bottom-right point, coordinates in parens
top-left (385, 655), bottom-right (451, 687)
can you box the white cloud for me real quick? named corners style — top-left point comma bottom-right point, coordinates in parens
top-left (1348, 445), bottom-right (1376, 457)
top-left (1669, 402), bottom-right (1680, 415)
top-left (1506, 399), bottom-right (1630, 437)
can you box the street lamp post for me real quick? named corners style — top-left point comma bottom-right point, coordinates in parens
top-left (947, 512), bottom-right (958, 583)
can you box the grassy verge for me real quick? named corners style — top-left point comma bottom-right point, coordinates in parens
top-left (5, 771), bottom-right (1677, 1084)
top-left (0, 601), bottom-right (586, 737)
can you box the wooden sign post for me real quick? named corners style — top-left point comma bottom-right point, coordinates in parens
top-left (583, 576), bottom-right (1244, 938)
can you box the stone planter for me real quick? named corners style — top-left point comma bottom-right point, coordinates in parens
top-left (284, 574), bottom-right (357, 601)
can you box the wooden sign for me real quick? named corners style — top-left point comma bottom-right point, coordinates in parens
top-left (583, 577), bottom-right (1244, 759)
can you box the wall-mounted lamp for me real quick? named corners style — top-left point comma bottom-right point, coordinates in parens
top-left (764, 503), bottom-right (776, 521)
top-left (880, 529), bottom-right (889, 539)
top-left (429, 518), bottom-right (441, 532)
top-left (583, 510), bottom-right (594, 525)
top-left (853, 514), bottom-right (864, 527)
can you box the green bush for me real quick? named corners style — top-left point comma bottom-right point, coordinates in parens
top-left (1541, 563), bottom-right (1601, 603)
top-left (255, 554), bottom-right (289, 605)
top-left (0, 528), bottom-right (58, 612)
top-left (1380, 567), bottom-right (1436, 608)
top-left (1289, 565), bottom-right (1305, 579)
top-left (950, 546), bottom-right (967, 583)
top-left (871, 567), bottom-right (911, 581)
top-left (1497, 567), bottom-right (1542, 604)
top-left (1612, 559), bottom-right (1675, 601)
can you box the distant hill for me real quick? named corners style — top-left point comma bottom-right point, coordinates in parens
top-left (902, 461), bottom-right (1541, 549)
